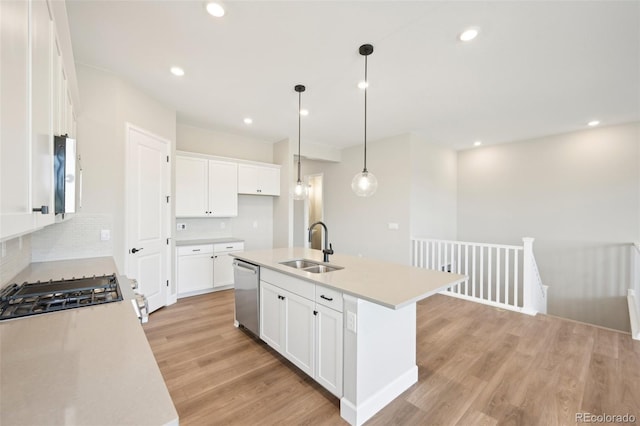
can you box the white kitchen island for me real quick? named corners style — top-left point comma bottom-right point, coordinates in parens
top-left (232, 248), bottom-right (466, 426)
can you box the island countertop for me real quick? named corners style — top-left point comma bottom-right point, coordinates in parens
top-left (0, 257), bottom-right (178, 426)
top-left (231, 248), bottom-right (466, 309)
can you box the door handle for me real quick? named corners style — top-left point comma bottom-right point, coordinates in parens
top-left (131, 247), bottom-right (143, 254)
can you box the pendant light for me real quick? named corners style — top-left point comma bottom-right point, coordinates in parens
top-left (351, 43), bottom-right (378, 197)
top-left (293, 84), bottom-right (308, 201)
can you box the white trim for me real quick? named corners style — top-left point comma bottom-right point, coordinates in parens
top-left (411, 237), bottom-right (523, 251)
top-left (630, 289), bottom-right (640, 341)
top-left (340, 366), bottom-right (418, 426)
top-left (176, 149), bottom-right (280, 169)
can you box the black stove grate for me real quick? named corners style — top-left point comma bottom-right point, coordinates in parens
top-left (0, 274), bottom-right (122, 320)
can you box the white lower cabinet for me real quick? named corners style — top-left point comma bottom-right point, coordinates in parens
top-left (176, 245), bottom-right (213, 296)
top-left (315, 303), bottom-right (343, 396)
top-left (260, 281), bottom-right (284, 352)
top-left (213, 242), bottom-right (244, 288)
top-left (259, 274), bottom-right (343, 397)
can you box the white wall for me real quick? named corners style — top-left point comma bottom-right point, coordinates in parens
top-left (290, 133), bottom-right (458, 265)
top-left (457, 122), bottom-right (640, 331)
top-left (31, 64), bottom-right (176, 273)
top-left (177, 124), bottom-right (273, 163)
top-left (0, 235), bottom-right (31, 286)
top-left (273, 139), bottom-right (294, 248)
top-left (410, 134), bottom-right (458, 240)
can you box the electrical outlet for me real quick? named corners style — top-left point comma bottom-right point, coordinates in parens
top-left (347, 311), bottom-right (357, 333)
top-left (100, 230), bottom-right (111, 241)
top-left (388, 222), bottom-right (399, 230)
top-left (176, 223), bottom-right (186, 230)
top-left (220, 222), bottom-right (226, 229)
top-left (253, 221), bottom-right (258, 229)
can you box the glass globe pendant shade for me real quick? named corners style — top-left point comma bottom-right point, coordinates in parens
top-left (293, 179), bottom-right (308, 200)
top-left (351, 170), bottom-right (378, 197)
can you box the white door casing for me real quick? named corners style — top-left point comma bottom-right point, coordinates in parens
top-left (125, 124), bottom-right (170, 313)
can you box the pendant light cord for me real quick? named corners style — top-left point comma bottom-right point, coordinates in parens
top-left (363, 54), bottom-right (368, 173)
top-left (297, 89), bottom-right (302, 181)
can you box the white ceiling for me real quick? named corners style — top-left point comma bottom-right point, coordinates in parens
top-left (66, 1), bottom-right (640, 150)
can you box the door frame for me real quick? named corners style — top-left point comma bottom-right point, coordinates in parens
top-left (124, 122), bottom-right (172, 306)
top-left (303, 173), bottom-right (324, 249)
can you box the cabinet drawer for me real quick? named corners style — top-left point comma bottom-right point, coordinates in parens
top-left (214, 242), bottom-right (244, 253)
top-left (315, 286), bottom-right (343, 312)
top-left (177, 244), bottom-right (213, 256)
top-left (261, 268), bottom-right (314, 300)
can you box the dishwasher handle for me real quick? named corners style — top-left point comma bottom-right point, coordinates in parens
top-left (233, 261), bottom-right (258, 274)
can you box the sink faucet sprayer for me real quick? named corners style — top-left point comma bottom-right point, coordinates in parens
top-left (308, 221), bottom-right (334, 262)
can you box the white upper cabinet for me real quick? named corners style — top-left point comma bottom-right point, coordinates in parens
top-left (208, 160), bottom-right (238, 217)
top-left (0, 0), bottom-right (78, 241)
top-left (175, 155), bottom-right (238, 217)
top-left (175, 156), bottom-right (208, 217)
top-left (238, 164), bottom-right (280, 196)
top-left (1, 0), bottom-right (34, 239)
top-left (31, 0), bottom-right (54, 229)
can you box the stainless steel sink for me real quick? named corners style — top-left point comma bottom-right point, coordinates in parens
top-left (279, 259), bottom-right (318, 269)
top-left (279, 259), bottom-right (344, 274)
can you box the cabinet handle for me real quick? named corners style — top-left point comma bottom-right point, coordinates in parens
top-left (320, 295), bottom-right (333, 301)
top-left (192, 249), bottom-right (201, 252)
top-left (226, 246), bottom-right (234, 249)
top-left (32, 205), bottom-right (49, 215)
top-left (313, 310), bottom-right (318, 316)
top-left (278, 295), bottom-right (285, 300)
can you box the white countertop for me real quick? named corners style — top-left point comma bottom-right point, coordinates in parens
top-left (0, 257), bottom-right (178, 426)
top-left (231, 248), bottom-right (466, 309)
top-left (175, 237), bottom-right (244, 246)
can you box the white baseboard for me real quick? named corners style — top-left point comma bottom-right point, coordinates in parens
top-left (340, 366), bottom-right (418, 426)
top-left (628, 289), bottom-right (639, 341)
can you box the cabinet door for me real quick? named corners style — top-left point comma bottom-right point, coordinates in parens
top-left (284, 290), bottom-right (316, 377)
top-left (315, 304), bottom-right (343, 397)
top-left (259, 167), bottom-right (280, 196)
top-left (175, 156), bottom-right (208, 217)
top-left (238, 164), bottom-right (280, 196)
top-left (260, 281), bottom-right (284, 353)
top-left (213, 252), bottom-right (234, 287)
top-left (237, 164), bottom-right (259, 194)
top-left (208, 160), bottom-right (238, 217)
top-left (177, 252), bottom-right (214, 295)
top-left (31, 0), bottom-right (54, 229)
top-left (0, 0), bottom-right (33, 239)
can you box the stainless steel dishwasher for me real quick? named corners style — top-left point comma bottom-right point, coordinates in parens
top-left (233, 259), bottom-right (260, 336)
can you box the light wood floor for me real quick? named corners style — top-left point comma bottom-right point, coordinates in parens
top-left (144, 290), bottom-right (640, 425)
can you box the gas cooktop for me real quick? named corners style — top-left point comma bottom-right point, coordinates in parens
top-left (0, 274), bottom-right (122, 320)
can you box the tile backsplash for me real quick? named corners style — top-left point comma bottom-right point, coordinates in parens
top-left (31, 214), bottom-right (113, 262)
top-left (1, 235), bottom-right (32, 285)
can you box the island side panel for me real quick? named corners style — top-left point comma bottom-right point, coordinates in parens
top-left (341, 295), bottom-right (418, 426)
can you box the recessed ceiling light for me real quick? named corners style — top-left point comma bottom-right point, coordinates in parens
top-left (459, 28), bottom-right (479, 42)
top-left (299, 109), bottom-right (309, 116)
top-left (170, 66), bottom-right (185, 76)
top-left (358, 81), bottom-right (368, 90)
top-left (474, 141), bottom-right (482, 146)
top-left (243, 118), bottom-right (253, 125)
top-left (205, 2), bottom-right (225, 18)
top-left (587, 120), bottom-right (600, 127)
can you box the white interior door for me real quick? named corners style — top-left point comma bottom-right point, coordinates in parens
top-left (126, 124), bottom-right (170, 313)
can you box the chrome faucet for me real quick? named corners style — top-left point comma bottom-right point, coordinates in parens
top-left (308, 221), bottom-right (334, 262)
